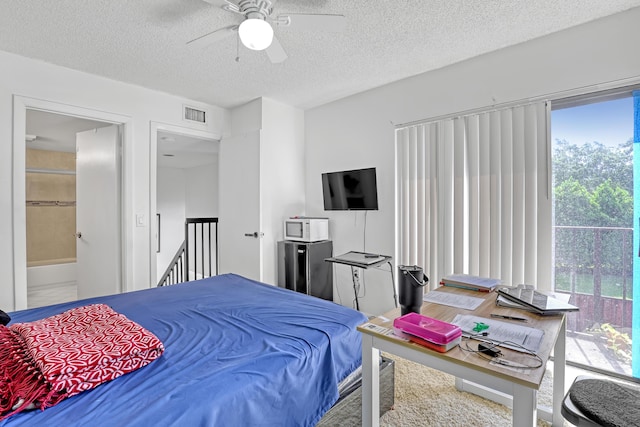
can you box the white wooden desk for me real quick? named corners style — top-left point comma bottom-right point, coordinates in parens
top-left (358, 286), bottom-right (566, 427)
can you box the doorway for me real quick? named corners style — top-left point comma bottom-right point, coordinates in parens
top-left (551, 90), bottom-right (637, 379)
top-left (150, 123), bottom-right (220, 287)
top-left (12, 96), bottom-right (131, 311)
top-left (25, 110), bottom-right (115, 307)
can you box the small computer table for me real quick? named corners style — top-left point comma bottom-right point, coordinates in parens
top-left (358, 286), bottom-right (567, 427)
top-left (324, 251), bottom-right (397, 311)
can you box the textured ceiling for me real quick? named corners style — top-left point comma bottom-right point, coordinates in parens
top-left (2, 0), bottom-right (640, 110)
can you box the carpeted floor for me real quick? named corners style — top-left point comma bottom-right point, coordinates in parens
top-left (379, 353), bottom-right (556, 427)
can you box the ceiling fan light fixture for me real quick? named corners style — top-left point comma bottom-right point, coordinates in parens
top-left (238, 18), bottom-right (273, 51)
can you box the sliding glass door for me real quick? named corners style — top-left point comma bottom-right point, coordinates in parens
top-left (551, 90), bottom-right (638, 378)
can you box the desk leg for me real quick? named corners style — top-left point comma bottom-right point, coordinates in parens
top-left (512, 385), bottom-right (537, 427)
top-left (361, 334), bottom-right (380, 427)
top-left (552, 316), bottom-right (566, 426)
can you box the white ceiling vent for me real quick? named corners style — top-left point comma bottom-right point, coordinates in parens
top-left (183, 105), bottom-right (208, 125)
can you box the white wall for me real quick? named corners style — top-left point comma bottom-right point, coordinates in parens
top-left (218, 100), bottom-right (262, 281)
top-left (218, 97), bottom-right (305, 285)
top-left (0, 50), bottom-right (228, 311)
top-left (305, 7), bottom-right (640, 315)
top-left (185, 162), bottom-right (218, 218)
top-left (261, 98), bottom-right (306, 285)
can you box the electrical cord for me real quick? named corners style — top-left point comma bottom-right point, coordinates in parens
top-left (332, 265), bottom-right (342, 306)
top-left (359, 211), bottom-right (369, 302)
top-left (351, 284), bottom-right (366, 308)
top-left (459, 332), bottom-right (543, 369)
top-left (354, 270), bottom-right (366, 299)
top-left (359, 270), bottom-right (367, 299)
top-left (344, 211), bottom-right (368, 309)
top-left (363, 210), bottom-right (368, 251)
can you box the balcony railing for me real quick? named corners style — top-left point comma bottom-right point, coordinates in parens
top-left (554, 225), bottom-right (634, 377)
top-left (554, 225), bottom-right (633, 332)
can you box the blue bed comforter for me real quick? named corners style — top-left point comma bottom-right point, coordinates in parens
top-left (2, 274), bottom-right (367, 427)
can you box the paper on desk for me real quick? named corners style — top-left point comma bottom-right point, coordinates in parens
top-left (451, 314), bottom-right (544, 353)
top-left (423, 290), bottom-right (484, 310)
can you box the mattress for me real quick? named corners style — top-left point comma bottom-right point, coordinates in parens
top-left (2, 273), bottom-right (368, 427)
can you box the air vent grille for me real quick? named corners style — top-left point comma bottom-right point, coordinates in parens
top-left (183, 106), bottom-right (207, 124)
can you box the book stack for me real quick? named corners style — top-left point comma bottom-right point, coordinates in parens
top-left (440, 274), bottom-right (500, 292)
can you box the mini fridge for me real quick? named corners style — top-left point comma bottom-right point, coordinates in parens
top-left (277, 240), bottom-right (333, 301)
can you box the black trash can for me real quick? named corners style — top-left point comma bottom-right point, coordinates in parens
top-left (398, 265), bottom-right (428, 315)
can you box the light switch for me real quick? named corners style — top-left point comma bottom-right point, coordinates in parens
top-left (136, 213), bottom-right (146, 227)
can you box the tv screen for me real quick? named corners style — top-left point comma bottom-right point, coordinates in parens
top-left (322, 167), bottom-right (379, 211)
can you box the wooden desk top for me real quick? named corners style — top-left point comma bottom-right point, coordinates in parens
top-left (357, 286), bottom-right (566, 389)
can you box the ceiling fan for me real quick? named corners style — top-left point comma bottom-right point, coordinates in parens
top-left (187, 0), bottom-right (346, 63)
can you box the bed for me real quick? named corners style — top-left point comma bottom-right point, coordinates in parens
top-left (1, 273), bottom-right (375, 426)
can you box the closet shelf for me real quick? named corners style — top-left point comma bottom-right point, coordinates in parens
top-left (26, 167), bottom-right (76, 176)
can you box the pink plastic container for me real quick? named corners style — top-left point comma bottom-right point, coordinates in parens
top-left (393, 312), bottom-right (461, 345)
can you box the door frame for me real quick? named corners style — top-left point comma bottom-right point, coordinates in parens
top-left (149, 121), bottom-right (220, 287)
top-left (12, 96), bottom-right (132, 310)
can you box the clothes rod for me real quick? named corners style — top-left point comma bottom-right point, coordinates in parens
top-left (26, 167), bottom-right (76, 175)
top-left (26, 200), bottom-right (76, 207)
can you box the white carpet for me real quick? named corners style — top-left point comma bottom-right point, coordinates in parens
top-left (379, 353), bottom-right (556, 427)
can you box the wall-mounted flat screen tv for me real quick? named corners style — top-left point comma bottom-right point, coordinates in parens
top-left (322, 167), bottom-right (379, 210)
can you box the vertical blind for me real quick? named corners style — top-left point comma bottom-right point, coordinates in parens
top-left (395, 101), bottom-right (552, 290)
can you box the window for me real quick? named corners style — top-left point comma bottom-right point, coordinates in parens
top-left (396, 87), bottom-right (640, 381)
top-left (551, 90), bottom-right (637, 379)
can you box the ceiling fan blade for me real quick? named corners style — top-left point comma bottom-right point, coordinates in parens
top-left (276, 13), bottom-right (346, 32)
top-left (265, 35), bottom-right (287, 64)
top-left (187, 25), bottom-right (237, 48)
top-left (200, 0), bottom-right (242, 15)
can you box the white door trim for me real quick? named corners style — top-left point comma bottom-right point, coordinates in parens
top-left (149, 121), bottom-right (220, 287)
top-left (12, 96), bottom-right (133, 310)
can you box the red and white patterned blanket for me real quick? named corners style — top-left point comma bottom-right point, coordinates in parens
top-left (0, 304), bottom-right (164, 420)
